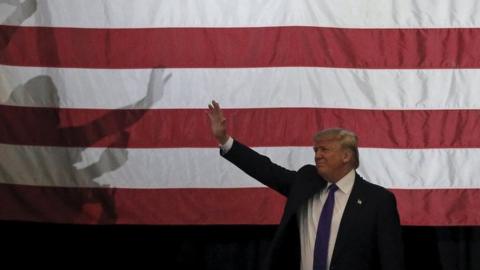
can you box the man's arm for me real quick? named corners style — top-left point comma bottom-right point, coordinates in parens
top-left (207, 100), bottom-right (297, 196)
top-left (376, 191), bottom-right (406, 270)
top-left (222, 139), bottom-right (297, 196)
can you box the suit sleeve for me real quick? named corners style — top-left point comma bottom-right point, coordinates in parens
top-left (377, 191), bottom-right (406, 270)
top-left (222, 139), bottom-right (297, 196)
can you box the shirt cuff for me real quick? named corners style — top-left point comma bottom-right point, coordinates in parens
top-left (220, 137), bottom-right (234, 154)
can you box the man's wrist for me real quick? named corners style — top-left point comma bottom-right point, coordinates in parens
top-left (220, 136), bottom-right (234, 154)
top-left (217, 134), bottom-right (229, 145)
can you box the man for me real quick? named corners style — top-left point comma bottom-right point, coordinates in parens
top-left (207, 100), bottom-right (405, 270)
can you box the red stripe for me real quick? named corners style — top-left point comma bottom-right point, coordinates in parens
top-left (0, 184), bottom-right (478, 225)
top-left (0, 184), bottom-right (285, 225)
top-left (1, 105), bottom-right (479, 148)
top-left (391, 189), bottom-right (480, 226)
top-left (2, 26), bottom-right (480, 68)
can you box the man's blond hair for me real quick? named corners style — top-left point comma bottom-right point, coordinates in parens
top-left (313, 128), bottom-right (360, 169)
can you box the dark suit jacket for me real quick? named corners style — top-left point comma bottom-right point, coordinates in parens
top-left (223, 140), bottom-right (405, 270)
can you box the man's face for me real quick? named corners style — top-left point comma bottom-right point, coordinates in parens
top-left (313, 138), bottom-right (349, 182)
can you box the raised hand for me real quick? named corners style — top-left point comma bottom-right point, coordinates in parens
top-left (207, 100), bottom-right (229, 144)
top-left (129, 68), bottom-right (171, 109)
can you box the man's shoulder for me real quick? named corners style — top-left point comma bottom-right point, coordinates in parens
top-left (298, 164), bottom-right (317, 173)
top-left (297, 164), bottom-right (322, 179)
top-left (355, 174), bottom-right (395, 199)
top-left (295, 165), bottom-right (327, 186)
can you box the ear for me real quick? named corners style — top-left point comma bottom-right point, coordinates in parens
top-left (342, 150), bottom-right (353, 164)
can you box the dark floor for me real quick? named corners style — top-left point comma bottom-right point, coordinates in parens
top-left (1, 221), bottom-right (479, 270)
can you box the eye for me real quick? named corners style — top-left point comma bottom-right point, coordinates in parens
top-left (314, 147), bottom-right (328, 153)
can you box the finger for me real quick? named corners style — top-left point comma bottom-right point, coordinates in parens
top-left (206, 110), bottom-right (214, 121)
top-left (212, 100), bottom-right (220, 111)
top-left (210, 101), bottom-right (220, 114)
top-left (206, 104), bottom-right (218, 119)
top-left (208, 104), bottom-right (216, 116)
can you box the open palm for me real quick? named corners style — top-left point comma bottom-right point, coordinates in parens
top-left (207, 100), bottom-right (228, 144)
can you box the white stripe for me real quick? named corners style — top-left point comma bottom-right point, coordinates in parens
top-left (2, 66), bottom-right (480, 110)
top-left (1, 0), bottom-right (480, 28)
top-left (0, 143), bottom-right (478, 189)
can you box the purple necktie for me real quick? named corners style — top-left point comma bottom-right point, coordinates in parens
top-left (313, 184), bottom-right (338, 270)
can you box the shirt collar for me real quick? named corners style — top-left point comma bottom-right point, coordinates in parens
top-left (326, 169), bottom-right (355, 195)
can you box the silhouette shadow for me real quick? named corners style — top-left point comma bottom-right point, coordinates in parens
top-left (0, 0), bottom-right (37, 50)
top-left (1, 70), bottom-right (170, 223)
top-left (1, 0), bottom-right (172, 224)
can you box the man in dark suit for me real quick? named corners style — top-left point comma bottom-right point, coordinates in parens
top-left (207, 100), bottom-right (405, 270)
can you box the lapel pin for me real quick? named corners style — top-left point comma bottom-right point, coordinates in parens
top-left (357, 199), bottom-right (362, 205)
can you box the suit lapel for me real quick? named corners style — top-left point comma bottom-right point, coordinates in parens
top-left (330, 174), bottom-right (367, 263)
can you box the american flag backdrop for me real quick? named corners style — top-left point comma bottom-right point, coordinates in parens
top-left (0, 0), bottom-right (479, 225)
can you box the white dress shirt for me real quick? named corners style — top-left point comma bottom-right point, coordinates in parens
top-left (219, 136), bottom-right (234, 154)
top-left (298, 169), bottom-right (355, 270)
